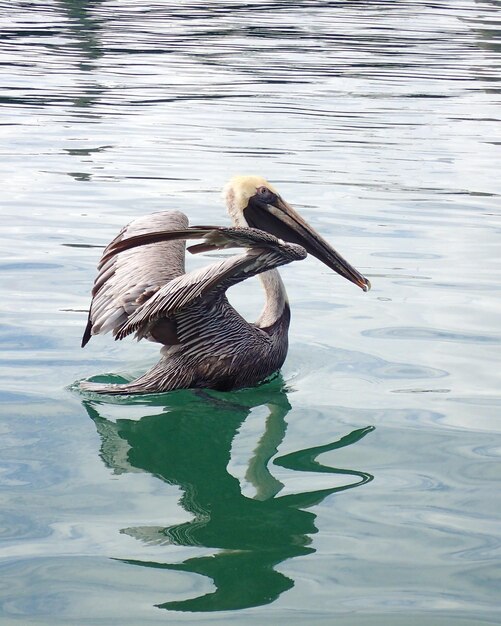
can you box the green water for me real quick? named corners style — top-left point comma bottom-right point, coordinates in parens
top-left (1, 1), bottom-right (500, 624)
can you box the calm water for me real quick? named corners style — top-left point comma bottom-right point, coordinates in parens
top-left (1, 1), bottom-right (500, 624)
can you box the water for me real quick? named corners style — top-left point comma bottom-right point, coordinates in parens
top-left (1, 0), bottom-right (500, 624)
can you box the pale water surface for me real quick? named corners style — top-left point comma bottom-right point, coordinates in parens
top-left (1, 1), bottom-right (501, 624)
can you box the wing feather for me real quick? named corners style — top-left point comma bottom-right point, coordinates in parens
top-left (101, 225), bottom-right (294, 261)
top-left (82, 211), bottom-right (188, 347)
top-left (83, 220), bottom-right (307, 346)
top-left (115, 235), bottom-right (306, 341)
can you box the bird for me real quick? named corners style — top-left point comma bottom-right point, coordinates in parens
top-left (80, 175), bottom-right (370, 394)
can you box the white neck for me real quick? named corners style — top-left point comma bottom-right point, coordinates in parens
top-left (256, 269), bottom-right (289, 328)
top-left (224, 183), bottom-right (288, 328)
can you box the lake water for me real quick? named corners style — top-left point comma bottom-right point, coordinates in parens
top-left (1, 1), bottom-right (500, 624)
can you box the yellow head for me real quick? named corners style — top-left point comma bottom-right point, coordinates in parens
top-left (223, 175), bottom-right (279, 226)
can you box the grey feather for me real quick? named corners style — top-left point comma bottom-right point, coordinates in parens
top-left (82, 211), bottom-right (188, 347)
top-left (81, 213), bottom-right (307, 394)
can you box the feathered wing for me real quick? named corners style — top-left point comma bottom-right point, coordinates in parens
top-left (82, 211), bottom-right (189, 347)
top-left (99, 224), bottom-right (296, 260)
top-left (93, 225), bottom-right (307, 342)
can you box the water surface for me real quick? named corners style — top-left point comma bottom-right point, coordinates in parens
top-left (1, 1), bottom-right (500, 624)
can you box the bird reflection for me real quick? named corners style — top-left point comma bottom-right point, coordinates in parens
top-left (58, 0), bottom-right (104, 70)
top-left (56, 0), bottom-right (106, 120)
top-left (83, 377), bottom-right (374, 612)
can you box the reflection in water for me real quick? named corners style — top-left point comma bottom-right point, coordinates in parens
top-left (58, 0), bottom-right (103, 69)
top-left (83, 379), bottom-right (374, 612)
top-left (58, 0), bottom-right (106, 117)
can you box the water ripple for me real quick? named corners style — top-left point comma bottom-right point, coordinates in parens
top-left (1, 0), bottom-right (500, 622)
top-left (363, 326), bottom-right (501, 344)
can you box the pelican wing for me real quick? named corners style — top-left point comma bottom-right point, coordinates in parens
top-left (113, 227), bottom-right (306, 341)
top-left (100, 225), bottom-right (295, 261)
top-left (82, 211), bottom-right (189, 347)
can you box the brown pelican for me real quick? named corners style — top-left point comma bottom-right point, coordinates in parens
top-left (81, 176), bottom-right (370, 394)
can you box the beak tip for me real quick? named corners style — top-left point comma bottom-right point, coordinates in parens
top-left (362, 278), bottom-right (371, 292)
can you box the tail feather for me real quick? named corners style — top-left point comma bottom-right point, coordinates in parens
top-left (79, 379), bottom-right (153, 395)
top-left (79, 357), bottom-right (193, 395)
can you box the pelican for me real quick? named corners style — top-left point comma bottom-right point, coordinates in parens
top-left (81, 176), bottom-right (370, 394)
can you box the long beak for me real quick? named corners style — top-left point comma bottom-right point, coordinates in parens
top-left (244, 196), bottom-right (371, 292)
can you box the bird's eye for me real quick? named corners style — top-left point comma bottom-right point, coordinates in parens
top-left (255, 186), bottom-right (277, 205)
